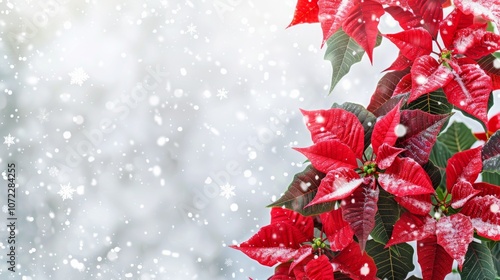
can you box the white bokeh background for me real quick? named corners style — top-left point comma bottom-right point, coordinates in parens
top-left (0, 1), bottom-right (493, 279)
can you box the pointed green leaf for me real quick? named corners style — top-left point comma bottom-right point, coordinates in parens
top-left (424, 161), bottom-right (442, 190)
top-left (371, 188), bottom-right (403, 245)
top-left (429, 140), bottom-right (452, 169)
top-left (406, 89), bottom-right (454, 115)
top-left (267, 165), bottom-right (334, 216)
top-left (460, 241), bottom-right (496, 280)
top-left (491, 242), bottom-right (500, 276)
top-left (483, 171), bottom-right (500, 186)
top-left (438, 121), bottom-right (476, 154)
top-left (366, 240), bottom-right (415, 280)
top-left (325, 28), bottom-right (381, 93)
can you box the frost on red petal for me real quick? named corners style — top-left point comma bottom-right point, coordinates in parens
top-left (439, 7), bottom-right (474, 49)
top-left (305, 255), bottom-right (334, 280)
top-left (385, 6), bottom-right (422, 31)
top-left (394, 194), bottom-right (433, 216)
top-left (306, 168), bottom-right (363, 206)
top-left (436, 213), bottom-right (474, 269)
top-left (450, 180), bottom-right (481, 209)
top-left (417, 235), bottom-right (454, 280)
top-left (386, 212), bottom-right (436, 247)
top-left (270, 208), bottom-right (314, 239)
top-left (454, 0), bottom-right (500, 30)
top-left (300, 108), bottom-right (364, 158)
top-left (461, 195), bottom-right (500, 241)
top-left (409, 55), bottom-right (453, 102)
top-left (474, 182), bottom-right (500, 197)
top-left (333, 241), bottom-right (377, 279)
top-left (378, 157), bottom-right (435, 197)
top-left (375, 143), bottom-right (405, 170)
top-left (288, 0), bottom-right (319, 27)
top-left (443, 57), bottom-right (492, 126)
top-left (341, 181), bottom-right (378, 251)
top-left (453, 28), bottom-right (500, 59)
top-left (320, 208), bottom-right (354, 251)
top-left (445, 146), bottom-right (483, 192)
top-left (376, 0), bottom-right (410, 9)
top-left (318, 0), bottom-right (358, 44)
top-left (371, 102), bottom-right (401, 155)
top-left (294, 140), bottom-right (358, 174)
top-left (342, 0), bottom-right (384, 62)
top-left (408, 0), bottom-right (444, 39)
top-left (230, 223), bottom-right (311, 266)
top-left (383, 27), bottom-right (433, 61)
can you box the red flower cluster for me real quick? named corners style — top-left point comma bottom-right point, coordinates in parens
top-left (233, 1), bottom-right (500, 279)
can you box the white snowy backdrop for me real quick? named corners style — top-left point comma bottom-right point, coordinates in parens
top-left (0, 1), bottom-right (488, 279)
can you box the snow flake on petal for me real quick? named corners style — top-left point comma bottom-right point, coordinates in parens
top-left (491, 203), bottom-right (500, 213)
top-left (360, 263), bottom-right (370, 276)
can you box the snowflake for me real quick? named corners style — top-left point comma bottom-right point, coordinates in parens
top-left (216, 88), bottom-right (228, 100)
top-left (69, 67), bottom-right (89, 86)
top-left (219, 183), bottom-right (236, 199)
top-left (3, 134), bottom-right (15, 147)
top-left (58, 183), bottom-right (76, 200)
top-left (224, 258), bottom-right (233, 267)
top-left (37, 108), bottom-right (50, 123)
top-left (48, 166), bottom-right (59, 177)
top-left (186, 23), bottom-right (197, 35)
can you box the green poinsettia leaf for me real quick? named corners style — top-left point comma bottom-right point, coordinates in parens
top-left (366, 240), bottom-right (415, 280)
top-left (483, 171), bottom-right (500, 186)
top-left (438, 121), bottom-right (476, 154)
top-left (460, 241), bottom-right (496, 280)
top-left (406, 89), bottom-right (453, 115)
top-left (325, 28), bottom-right (381, 94)
top-left (371, 188), bottom-right (402, 245)
top-left (267, 165), bottom-right (334, 216)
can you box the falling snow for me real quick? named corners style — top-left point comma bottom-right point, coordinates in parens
top-left (0, 1), bottom-right (445, 279)
top-left (3, 134), bottom-right (15, 147)
top-left (37, 108), bottom-right (50, 123)
top-left (220, 183), bottom-right (236, 199)
top-left (48, 166), bottom-right (60, 177)
top-left (58, 183), bottom-right (76, 200)
top-left (224, 258), bottom-right (233, 266)
top-left (216, 88), bottom-right (229, 100)
top-left (68, 67), bottom-right (89, 86)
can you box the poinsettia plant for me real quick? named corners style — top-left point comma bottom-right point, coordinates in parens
top-left (231, 0), bottom-right (500, 279)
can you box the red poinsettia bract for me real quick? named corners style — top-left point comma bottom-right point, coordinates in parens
top-left (294, 105), bottom-right (442, 250)
top-left (387, 146), bottom-right (500, 276)
top-left (230, 207), bottom-right (377, 279)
